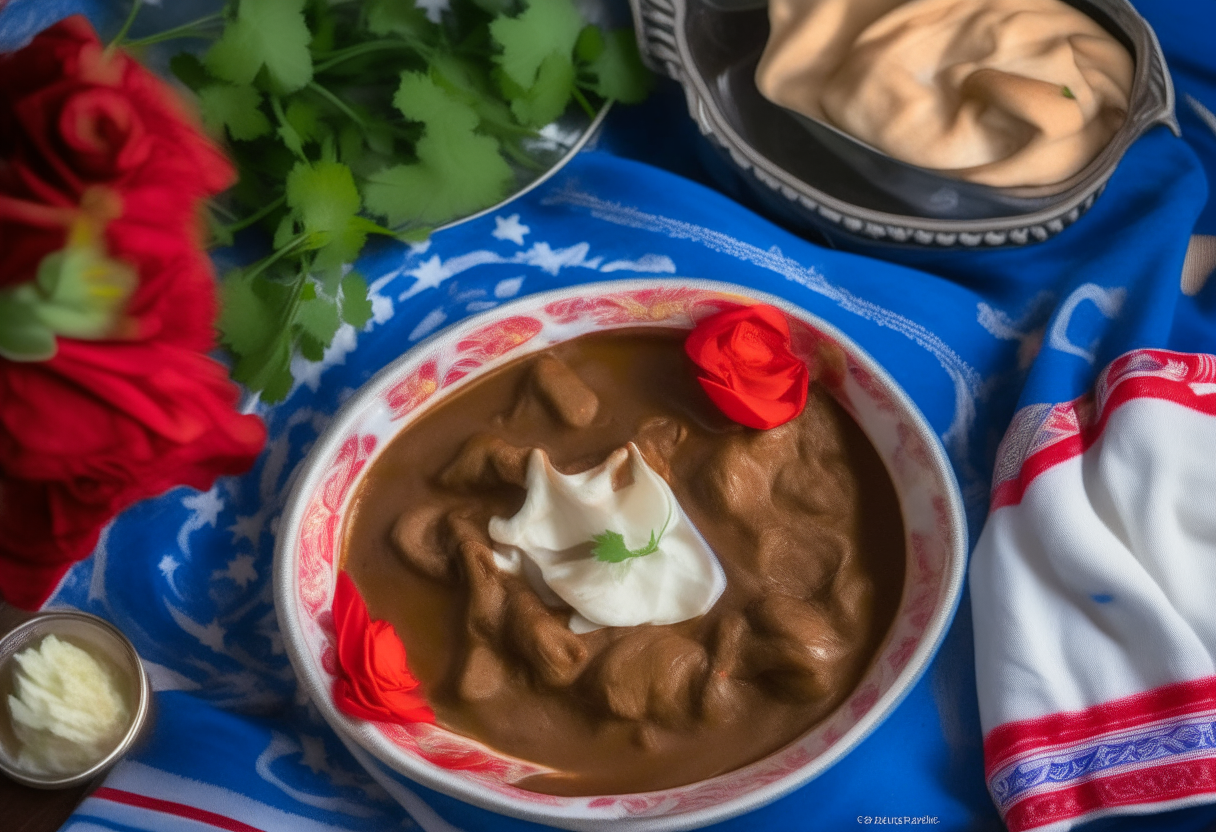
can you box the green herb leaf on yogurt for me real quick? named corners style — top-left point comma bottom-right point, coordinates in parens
top-left (591, 510), bottom-right (671, 563)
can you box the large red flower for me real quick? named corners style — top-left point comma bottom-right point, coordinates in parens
top-left (332, 571), bottom-right (435, 725)
top-left (0, 15), bottom-right (232, 347)
top-left (0, 17), bottom-right (265, 608)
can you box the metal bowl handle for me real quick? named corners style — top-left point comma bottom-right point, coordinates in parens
top-left (629, 0), bottom-right (682, 78)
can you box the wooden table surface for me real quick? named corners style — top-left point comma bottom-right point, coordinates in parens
top-left (0, 776), bottom-right (99, 832)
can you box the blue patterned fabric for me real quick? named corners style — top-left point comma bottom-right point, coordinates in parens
top-left (1, 2), bottom-right (1215, 831)
top-left (0, 0), bottom-right (107, 51)
top-left (989, 712), bottom-right (1216, 812)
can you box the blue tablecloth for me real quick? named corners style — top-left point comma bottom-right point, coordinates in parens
top-left (4, 1), bottom-right (1216, 831)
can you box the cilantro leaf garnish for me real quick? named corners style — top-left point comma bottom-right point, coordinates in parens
top-left (206, 0), bottom-right (313, 93)
top-left (218, 269), bottom-right (296, 401)
top-left (340, 272), bottom-right (374, 330)
top-left (363, 72), bottom-right (513, 226)
top-left (490, 0), bottom-right (585, 90)
top-left (198, 83), bottom-right (272, 141)
top-left (169, 53), bottom-right (212, 92)
top-left (285, 159), bottom-right (366, 269)
top-left (295, 281), bottom-right (342, 349)
top-left (591, 510), bottom-right (672, 564)
top-left (366, 0), bottom-right (436, 40)
top-left (1062, 86), bottom-right (1076, 99)
top-left (582, 29), bottom-right (653, 104)
top-left (509, 52), bottom-right (576, 129)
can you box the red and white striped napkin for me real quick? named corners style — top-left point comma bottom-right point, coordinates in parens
top-left (972, 349), bottom-right (1216, 831)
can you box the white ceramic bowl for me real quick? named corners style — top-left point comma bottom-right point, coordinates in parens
top-left (274, 279), bottom-right (967, 831)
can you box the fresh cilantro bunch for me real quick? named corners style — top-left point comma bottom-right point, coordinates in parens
top-left (164, 0), bottom-right (650, 402)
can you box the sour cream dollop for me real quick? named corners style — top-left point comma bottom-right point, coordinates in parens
top-left (757, 0), bottom-right (1134, 187)
top-left (488, 445), bottom-right (726, 630)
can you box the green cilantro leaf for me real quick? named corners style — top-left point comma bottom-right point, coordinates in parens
top-left (510, 51), bottom-right (575, 128)
top-left (285, 99), bottom-right (326, 146)
top-left (340, 272), bottom-right (374, 329)
top-left (277, 121), bottom-right (306, 160)
top-left (206, 0), bottom-right (313, 94)
top-left (430, 54), bottom-right (518, 133)
top-left (583, 28), bottom-right (652, 104)
top-left (363, 72), bottom-right (512, 226)
top-left (218, 269), bottom-right (291, 359)
top-left (198, 84), bottom-right (272, 141)
top-left (285, 160), bottom-right (367, 269)
top-left (314, 262), bottom-right (344, 297)
top-left (198, 0), bottom-right (650, 404)
top-left (252, 341), bottom-right (295, 402)
top-left (209, 209), bottom-right (235, 249)
top-left (269, 96), bottom-right (307, 159)
top-left (1062, 86), bottom-right (1076, 99)
top-left (320, 133), bottom-right (337, 164)
top-left (391, 70), bottom-right (480, 144)
top-left (272, 213), bottom-right (296, 250)
top-left (170, 53), bottom-right (212, 92)
top-left (218, 270), bottom-right (296, 401)
top-left (298, 330), bottom-right (327, 361)
top-left (366, 0), bottom-right (435, 40)
top-left (574, 26), bottom-right (603, 64)
top-left (295, 288), bottom-right (342, 347)
top-left (592, 528), bottom-right (659, 563)
top-left (286, 160), bottom-right (360, 238)
top-left (590, 510), bottom-right (672, 563)
top-left (490, 0), bottom-right (584, 90)
top-left (305, 0), bottom-right (337, 54)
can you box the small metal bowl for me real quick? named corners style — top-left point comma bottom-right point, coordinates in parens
top-left (630, 0), bottom-right (1178, 247)
top-left (0, 610), bottom-right (152, 789)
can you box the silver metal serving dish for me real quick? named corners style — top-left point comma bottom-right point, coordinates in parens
top-left (629, 0), bottom-right (1178, 247)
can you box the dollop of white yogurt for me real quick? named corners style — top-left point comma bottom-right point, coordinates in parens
top-left (488, 444), bottom-right (726, 630)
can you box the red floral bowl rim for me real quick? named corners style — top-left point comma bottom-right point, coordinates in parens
top-left (274, 278), bottom-right (968, 831)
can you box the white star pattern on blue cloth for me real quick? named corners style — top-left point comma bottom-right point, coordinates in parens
top-left (492, 213), bottom-right (530, 245)
top-left (213, 554), bottom-right (258, 589)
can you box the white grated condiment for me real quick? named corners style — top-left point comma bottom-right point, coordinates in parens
top-left (7, 634), bottom-right (130, 775)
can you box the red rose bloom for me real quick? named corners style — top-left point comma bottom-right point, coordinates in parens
top-left (0, 17), bottom-right (266, 608)
top-left (684, 304), bottom-right (812, 429)
top-left (0, 15), bottom-right (233, 348)
top-left (332, 571), bottom-right (435, 725)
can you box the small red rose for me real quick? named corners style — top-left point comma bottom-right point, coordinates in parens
top-left (332, 571), bottom-right (435, 725)
top-left (684, 304), bottom-right (811, 429)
